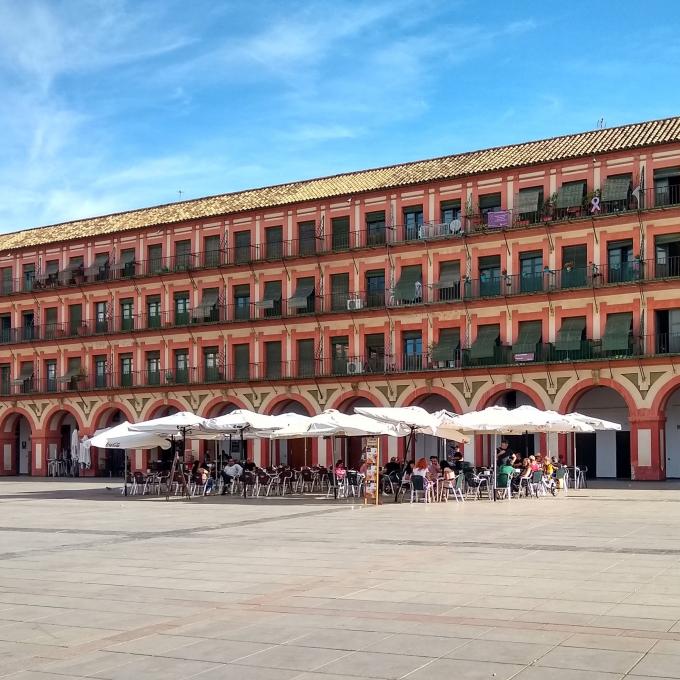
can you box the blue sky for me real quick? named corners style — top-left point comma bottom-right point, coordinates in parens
top-left (1, 0), bottom-right (680, 233)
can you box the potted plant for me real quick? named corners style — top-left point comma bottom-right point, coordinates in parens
top-left (428, 342), bottom-right (445, 369)
top-left (165, 371), bottom-right (175, 384)
top-left (542, 192), bottom-right (557, 221)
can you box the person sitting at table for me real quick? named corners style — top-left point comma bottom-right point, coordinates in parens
top-left (190, 459), bottom-right (200, 477)
top-left (428, 456), bottom-right (440, 477)
top-left (529, 455), bottom-right (540, 472)
top-left (220, 458), bottom-right (243, 495)
top-left (498, 459), bottom-right (517, 493)
top-left (403, 459), bottom-right (414, 476)
top-left (413, 458), bottom-right (430, 479)
top-left (384, 457), bottom-right (401, 476)
top-left (243, 459), bottom-right (256, 472)
top-left (334, 460), bottom-right (347, 481)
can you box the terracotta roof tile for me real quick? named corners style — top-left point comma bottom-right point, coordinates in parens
top-left (3, 115), bottom-right (680, 253)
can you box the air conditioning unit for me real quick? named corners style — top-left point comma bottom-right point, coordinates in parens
top-left (346, 360), bottom-right (363, 375)
top-left (347, 298), bottom-right (363, 311)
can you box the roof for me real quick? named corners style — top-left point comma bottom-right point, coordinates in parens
top-left (3, 115), bottom-right (680, 254)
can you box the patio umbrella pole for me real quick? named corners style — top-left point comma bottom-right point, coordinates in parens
top-left (492, 433), bottom-right (498, 502)
top-left (123, 449), bottom-right (128, 497)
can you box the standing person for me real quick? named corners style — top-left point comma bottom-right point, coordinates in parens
top-left (221, 458), bottom-right (243, 495)
top-left (496, 440), bottom-right (512, 466)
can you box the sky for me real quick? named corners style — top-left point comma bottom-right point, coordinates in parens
top-left (1, 0), bottom-right (680, 234)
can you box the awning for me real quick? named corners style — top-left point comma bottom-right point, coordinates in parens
top-left (555, 182), bottom-right (585, 209)
top-left (602, 177), bottom-right (631, 202)
top-left (256, 282), bottom-right (282, 309)
top-left (512, 321), bottom-right (542, 354)
top-left (194, 289), bottom-right (220, 318)
top-left (288, 280), bottom-right (315, 309)
top-left (85, 254), bottom-right (109, 275)
top-left (470, 325), bottom-right (500, 359)
top-left (516, 189), bottom-right (541, 213)
top-left (602, 312), bottom-right (632, 352)
top-left (654, 166), bottom-right (680, 180)
top-left (435, 261), bottom-right (460, 288)
top-left (57, 364), bottom-right (82, 382)
top-left (19, 363), bottom-right (34, 378)
top-left (394, 266), bottom-right (422, 299)
top-left (431, 328), bottom-right (460, 362)
top-left (555, 317), bottom-right (586, 351)
top-left (655, 233), bottom-right (680, 246)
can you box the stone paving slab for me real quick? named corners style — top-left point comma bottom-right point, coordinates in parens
top-left (2, 480), bottom-right (680, 678)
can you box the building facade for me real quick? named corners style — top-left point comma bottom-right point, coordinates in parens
top-left (2, 117), bottom-right (680, 479)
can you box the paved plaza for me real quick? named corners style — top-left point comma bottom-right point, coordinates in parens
top-left (2, 482), bottom-right (680, 678)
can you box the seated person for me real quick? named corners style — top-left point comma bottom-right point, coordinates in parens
top-left (243, 459), bottom-right (257, 472)
top-left (497, 460), bottom-right (516, 491)
top-left (220, 458), bottom-right (243, 495)
top-left (428, 456), bottom-right (441, 477)
top-left (529, 455), bottom-right (540, 472)
top-left (334, 460), bottom-right (347, 480)
top-left (384, 457), bottom-right (401, 476)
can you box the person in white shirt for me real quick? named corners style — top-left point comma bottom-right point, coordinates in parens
top-left (221, 458), bottom-right (243, 495)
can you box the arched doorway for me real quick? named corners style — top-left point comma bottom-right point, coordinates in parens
top-left (93, 408), bottom-right (126, 477)
top-left (665, 389), bottom-right (680, 478)
top-left (409, 394), bottom-right (459, 462)
top-left (572, 387), bottom-right (630, 479)
top-left (203, 402), bottom-right (243, 466)
top-left (1, 413), bottom-right (33, 475)
top-left (489, 389), bottom-right (539, 459)
top-left (46, 410), bottom-right (79, 468)
top-left (269, 400), bottom-right (312, 468)
top-left (336, 396), bottom-right (375, 469)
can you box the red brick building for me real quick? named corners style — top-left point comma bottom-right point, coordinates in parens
top-left (2, 116), bottom-right (680, 479)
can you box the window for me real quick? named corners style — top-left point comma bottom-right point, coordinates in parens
top-left (22, 312), bottom-right (35, 341)
top-left (479, 193), bottom-right (502, 219)
top-left (147, 296), bottom-right (161, 329)
top-left (601, 173), bottom-right (632, 212)
top-left (561, 245), bottom-right (588, 288)
top-left (330, 273), bottom-right (350, 311)
top-left (555, 317), bottom-right (587, 356)
top-left (45, 360), bottom-right (57, 392)
top-left (265, 341), bottom-right (282, 379)
top-left (94, 302), bottom-right (108, 333)
top-left (0, 314), bottom-right (10, 343)
top-left (174, 350), bottom-right (190, 383)
top-left (120, 354), bottom-right (133, 387)
top-left (174, 293), bottom-right (190, 325)
top-left (203, 347), bottom-right (221, 382)
top-left (94, 355), bottom-right (107, 388)
top-left (519, 251), bottom-right (543, 293)
top-left (68, 304), bottom-right (82, 336)
top-left (332, 216), bottom-right (350, 250)
top-left (22, 263), bottom-right (35, 292)
top-left (120, 299), bottom-right (134, 331)
top-left (120, 248), bottom-right (136, 277)
top-left (513, 320), bottom-right (542, 360)
top-left (607, 240), bottom-right (635, 283)
top-left (655, 234), bottom-right (680, 278)
top-left (366, 211), bottom-right (386, 246)
top-left (44, 307), bottom-right (57, 340)
top-left (146, 351), bottom-right (160, 385)
top-left (517, 187), bottom-right (544, 223)
top-left (0, 364), bottom-right (9, 395)
top-left (655, 309), bottom-right (680, 354)
top-left (64, 357), bottom-right (82, 390)
top-left (297, 339), bottom-right (315, 377)
top-left (654, 166), bottom-right (680, 207)
top-left (233, 344), bottom-right (250, 380)
top-left (470, 324), bottom-right (501, 363)
top-left (402, 331), bottom-right (423, 370)
top-left (233, 284), bottom-right (251, 320)
top-left (403, 206), bottom-right (424, 240)
top-left (203, 235), bottom-right (221, 267)
top-left (365, 270), bottom-right (385, 308)
top-left (436, 261), bottom-right (461, 302)
top-left (0, 267), bottom-right (12, 296)
top-left (478, 256), bottom-right (501, 297)
top-left (234, 231), bottom-right (251, 264)
top-left (147, 244), bottom-right (163, 274)
top-left (441, 200), bottom-right (462, 225)
top-left (174, 239), bottom-right (192, 270)
top-left (393, 265), bottom-right (422, 305)
top-left (298, 221), bottom-right (316, 256)
top-left (260, 280), bottom-right (282, 318)
top-left (555, 181), bottom-right (586, 217)
top-left (65, 256), bottom-right (84, 285)
top-left (19, 361), bottom-right (34, 393)
top-left (331, 335), bottom-right (349, 375)
top-left (266, 226), bottom-right (283, 259)
top-left (365, 333), bottom-right (385, 372)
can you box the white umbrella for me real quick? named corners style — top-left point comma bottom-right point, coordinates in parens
top-left (70, 428), bottom-right (80, 465)
top-left (130, 411), bottom-right (207, 435)
top-left (356, 406), bottom-right (469, 443)
top-left (267, 410), bottom-right (401, 439)
top-left (199, 409), bottom-right (290, 433)
top-left (91, 422), bottom-right (172, 450)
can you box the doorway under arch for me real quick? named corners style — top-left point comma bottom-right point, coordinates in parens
top-left (409, 393), bottom-right (460, 462)
top-left (146, 405), bottom-right (179, 470)
top-left (665, 389), bottom-right (680, 478)
top-left (488, 389), bottom-right (540, 460)
top-left (572, 386), bottom-right (630, 478)
top-left (268, 399), bottom-right (312, 468)
top-left (335, 396), bottom-right (376, 469)
top-left (203, 402), bottom-right (243, 466)
top-left (93, 408), bottom-right (126, 476)
top-left (1, 413), bottom-right (33, 475)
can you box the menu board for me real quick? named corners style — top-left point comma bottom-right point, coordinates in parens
top-left (364, 437), bottom-right (380, 505)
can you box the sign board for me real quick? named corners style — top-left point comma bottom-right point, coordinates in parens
top-left (364, 437), bottom-right (380, 505)
top-left (513, 353), bottom-right (535, 362)
top-left (486, 211), bottom-right (510, 228)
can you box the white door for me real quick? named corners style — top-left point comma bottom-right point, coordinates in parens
top-left (19, 446), bottom-right (29, 474)
top-left (666, 389), bottom-right (680, 477)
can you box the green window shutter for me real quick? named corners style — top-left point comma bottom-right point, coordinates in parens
top-left (555, 182), bottom-right (586, 208)
top-left (602, 176), bottom-right (631, 202)
top-left (512, 321), bottom-right (542, 354)
top-left (602, 312), bottom-right (632, 351)
top-left (516, 188), bottom-right (541, 213)
top-left (394, 265), bottom-right (422, 299)
top-left (470, 325), bottom-right (500, 359)
top-left (437, 261), bottom-right (460, 287)
top-left (257, 281), bottom-right (282, 309)
top-left (288, 277), bottom-right (315, 309)
top-left (431, 328), bottom-right (460, 362)
top-left (555, 317), bottom-right (586, 351)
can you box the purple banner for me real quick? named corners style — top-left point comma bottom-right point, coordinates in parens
top-left (486, 210), bottom-right (510, 228)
